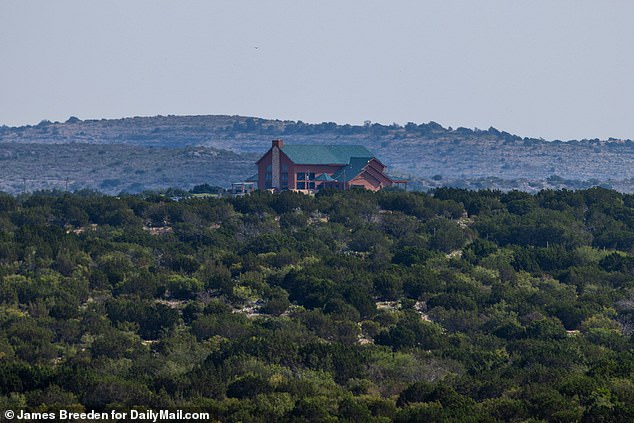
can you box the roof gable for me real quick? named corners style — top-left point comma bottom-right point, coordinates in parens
top-left (315, 173), bottom-right (337, 181)
top-left (332, 157), bottom-right (372, 182)
top-left (281, 145), bottom-right (374, 165)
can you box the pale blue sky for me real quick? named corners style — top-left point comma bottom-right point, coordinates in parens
top-left (1, 1), bottom-right (633, 140)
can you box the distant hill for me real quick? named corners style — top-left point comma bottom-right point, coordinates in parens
top-left (0, 143), bottom-right (256, 195)
top-left (1, 115), bottom-right (633, 193)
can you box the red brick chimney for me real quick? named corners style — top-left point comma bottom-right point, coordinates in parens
top-left (272, 139), bottom-right (284, 148)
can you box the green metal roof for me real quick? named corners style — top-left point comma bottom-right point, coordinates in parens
top-left (314, 173), bottom-right (337, 181)
top-left (281, 145), bottom-right (374, 165)
top-left (332, 157), bottom-right (372, 182)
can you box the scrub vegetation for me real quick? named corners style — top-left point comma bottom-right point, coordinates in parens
top-left (1, 187), bottom-right (634, 421)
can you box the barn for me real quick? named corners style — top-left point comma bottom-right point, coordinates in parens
top-left (255, 139), bottom-right (404, 192)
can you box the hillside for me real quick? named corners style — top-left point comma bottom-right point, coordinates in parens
top-left (1, 115), bottom-right (634, 193)
top-left (1, 188), bottom-right (634, 421)
top-left (0, 143), bottom-right (257, 195)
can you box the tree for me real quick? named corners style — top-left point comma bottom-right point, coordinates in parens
top-left (375, 313), bottom-right (445, 350)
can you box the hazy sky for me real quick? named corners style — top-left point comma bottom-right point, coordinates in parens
top-left (2, 1), bottom-right (633, 140)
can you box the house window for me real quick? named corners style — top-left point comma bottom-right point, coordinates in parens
top-left (308, 172), bottom-right (315, 180)
top-left (297, 182), bottom-right (305, 189)
top-left (308, 182), bottom-right (315, 190)
top-left (297, 172), bottom-right (306, 181)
